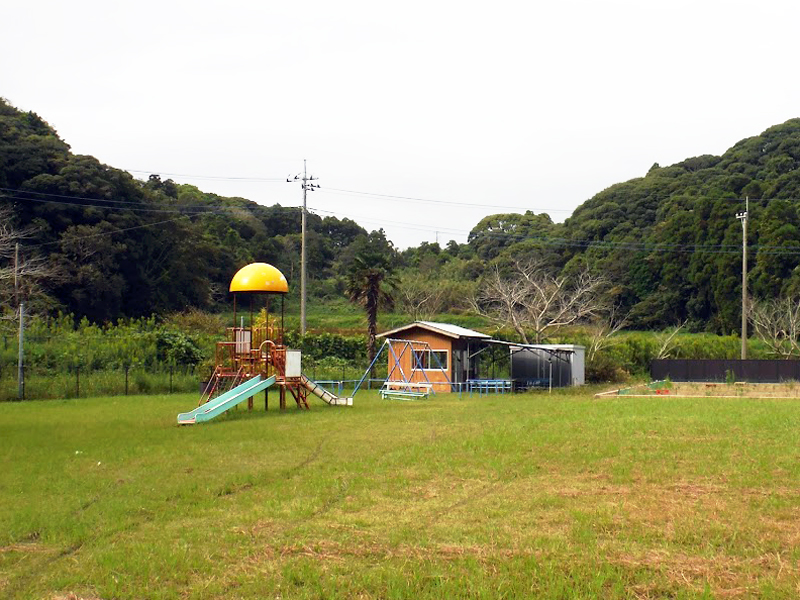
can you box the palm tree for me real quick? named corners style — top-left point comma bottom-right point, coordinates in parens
top-left (345, 231), bottom-right (397, 372)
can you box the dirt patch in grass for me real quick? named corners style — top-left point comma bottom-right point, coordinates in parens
top-left (604, 382), bottom-right (800, 398)
top-left (615, 549), bottom-right (796, 599)
top-left (0, 542), bottom-right (51, 555)
top-left (274, 538), bottom-right (541, 563)
top-left (675, 382), bottom-right (800, 398)
top-left (258, 538), bottom-right (796, 599)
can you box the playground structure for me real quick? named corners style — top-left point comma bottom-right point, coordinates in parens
top-left (353, 338), bottom-right (451, 400)
top-left (178, 262), bottom-right (351, 425)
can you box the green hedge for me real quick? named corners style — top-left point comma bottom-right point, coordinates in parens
top-left (0, 313), bottom-right (210, 375)
top-left (283, 331), bottom-right (366, 363)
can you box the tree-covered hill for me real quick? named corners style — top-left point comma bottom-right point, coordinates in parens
top-left (553, 119), bottom-right (800, 333)
top-left (0, 98), bottom-right (370, 321)
top-left (4, 95), bottom-right (800, 336)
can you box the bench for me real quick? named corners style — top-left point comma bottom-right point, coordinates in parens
top-left (380, 381), bottom-right (432, 400)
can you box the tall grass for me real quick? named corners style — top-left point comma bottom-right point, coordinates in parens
top-left (3, 390), bottom-right (800, 598)
top-left (0, 366), bottom-right (200, 401)
top-left (0, 313), bottom-right (217, 373)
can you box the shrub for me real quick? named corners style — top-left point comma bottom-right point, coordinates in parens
top-left (155, 331), bottom-right (203, 366)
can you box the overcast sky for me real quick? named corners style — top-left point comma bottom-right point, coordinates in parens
top-left (3, 0), bottom-right (800, 248)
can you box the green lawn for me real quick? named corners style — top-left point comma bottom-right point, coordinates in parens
top-left (2, 389), bottom-right (800, 599)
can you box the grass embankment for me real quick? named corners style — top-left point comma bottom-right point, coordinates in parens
top-left (2, 391), bottom-right (800, 598)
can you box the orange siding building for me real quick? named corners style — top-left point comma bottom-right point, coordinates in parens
top-left (377, 322), bottom-right (491, 393)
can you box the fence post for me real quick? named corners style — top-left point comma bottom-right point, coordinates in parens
top-left (170, 366), bottom-right (173, 394)
top-left (125, 365), bottom-right (129, 396)
top-left (76, 365), bottom-right (80, 399)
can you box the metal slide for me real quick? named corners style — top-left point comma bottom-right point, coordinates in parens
top-left (177, 374), bottom-right (277, 425)
top-left (300, 374), bottom-right (353, 406)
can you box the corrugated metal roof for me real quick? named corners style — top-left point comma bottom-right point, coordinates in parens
top-left (377, 321), bottom-right (491, 340)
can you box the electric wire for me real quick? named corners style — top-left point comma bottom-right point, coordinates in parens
top-left (6, 186), bottom-right (800, 256)
top-left (0, 188), bottom-right (300, 215)
top-left (310, 204), bottom-right (800, 255)
top-left (318, 187), bottom-right (574, 213)
top-left (26, 215), bottom-right (193, 248)
top-left (7, 189), bottom-right (800, 257)
top-left (310, 206), bottom-right (467, 236)
top-left (125, 169), bottom-right (286, 182)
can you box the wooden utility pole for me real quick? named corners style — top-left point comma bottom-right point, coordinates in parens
top-left (301, 159), bottom-right (308, 336)
top-left (287, 161), bottom-right (319, 335)
top-left (14, 242), bottom-right (19, 306)
top-left (736, 198), bottom-right (749, 360)
top-left (15, 243), bottom-right (24, 400)
top-left (18, 302), bottom-right (24, 400)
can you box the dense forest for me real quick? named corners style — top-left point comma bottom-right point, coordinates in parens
top-left (3, 97), bottom-right (800, 337)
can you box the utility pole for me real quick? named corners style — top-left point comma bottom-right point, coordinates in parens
top-left (287, 160), bottom-right (319, 335)
top-left (18, 302), bottom-right (24, 401)
top-left (14, 242), bottom-right (19, 306)
top-left (736, 197), bottom-right (749, 360)
top-left (15, 243), bottom-right (23, 400)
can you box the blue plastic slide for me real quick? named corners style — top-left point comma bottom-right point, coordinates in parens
top-left (177, 374), bottom-right (276, 425)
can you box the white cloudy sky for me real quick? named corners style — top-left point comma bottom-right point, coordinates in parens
top-left (3, 0), bottom-right (799, 248)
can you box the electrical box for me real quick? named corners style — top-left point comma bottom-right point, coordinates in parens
top-left (285, 349), bottom-right (302, 378)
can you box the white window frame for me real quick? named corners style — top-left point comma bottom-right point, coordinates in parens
top-left (413, 348), bottom-right (449, 371)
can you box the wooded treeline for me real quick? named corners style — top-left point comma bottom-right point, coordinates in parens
top-left (0, 98), bottom-right (371, 321)
top-left (4, 96), bottom-right (800, 336)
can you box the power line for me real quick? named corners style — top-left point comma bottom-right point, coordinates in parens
top-left (0, 188), bottom-right (300, 215)
top-left (310, 205), bottom-right (800, 256)
top-left (1, 193), bottom-right (207, 215)
top-left (309, 206), bottom-right (465, 235)
top-left (8, 186), bottom-right (800, 257)
top-left (319, 187), bottom-right (574, 212)
top-left (8, 188), bottom-right (800, 257)
top-left (0, 187), bottom-right (165, 206)
top-left (27, 216), bottom-right (192, 248)
top-left (125, 169), bottom-right (286, 182)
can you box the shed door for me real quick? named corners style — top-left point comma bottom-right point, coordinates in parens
top-left (452, 349), bottom-right (468, 383)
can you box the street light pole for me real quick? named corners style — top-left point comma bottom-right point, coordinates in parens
top-left (736, 198), bottom-right (749, 360)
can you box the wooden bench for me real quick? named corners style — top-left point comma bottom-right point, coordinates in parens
top-left (380, 381), bottom-right (432, 400)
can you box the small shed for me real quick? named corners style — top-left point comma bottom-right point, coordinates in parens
top-left (508, 344), bottom-right (585, 388)
top-left (376, 321), bottom-right (491, 392)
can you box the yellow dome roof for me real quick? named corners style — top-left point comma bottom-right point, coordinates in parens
top-left (229, 263), bottom-right (289, 293)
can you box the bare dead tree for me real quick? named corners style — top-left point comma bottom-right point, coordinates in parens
top-left (0, 205), bottom-right (59, 319)
top-left (654, 320), bottom-right (687, 359)
top-left (397, 273), bottom-right (446, 322)
top-left (748, 297), bottom-right (800, 358)
top-left (470, 260), bottom-right (608, 343)
top-left (587, 303), bottom-right (629, 363)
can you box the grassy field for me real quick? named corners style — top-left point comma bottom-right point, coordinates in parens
top-left (2, 389), bottom-right (800, 599)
